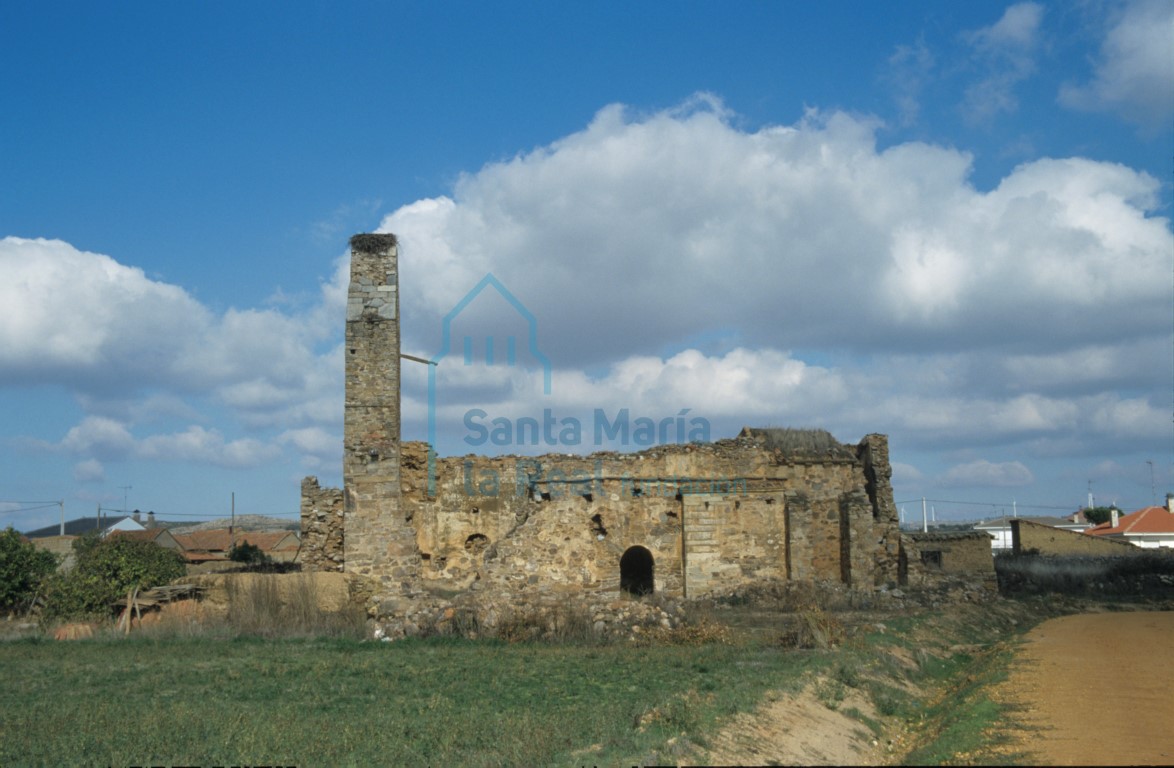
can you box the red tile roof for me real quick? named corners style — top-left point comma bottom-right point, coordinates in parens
top-left (108, 528), bottom-right (179, 545)
top-left (1085, 506), bottom-right (1174, 537)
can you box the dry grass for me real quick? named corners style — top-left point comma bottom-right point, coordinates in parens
top-left (137, 573), bottom-right (366, 640)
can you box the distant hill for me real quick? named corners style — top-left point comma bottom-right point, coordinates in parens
top-left (164, 515), bottom-right (299, 534)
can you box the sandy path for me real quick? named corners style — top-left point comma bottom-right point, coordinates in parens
top-left (1002, 611), bottom-right (1174, 766)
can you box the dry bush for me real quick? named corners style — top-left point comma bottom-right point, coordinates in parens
top-left (636, 617), bottom-right (732, 647)
top-left (491, 603), bottom-right (598, 644)
top-left (775, 605), bottom-right (846, 649)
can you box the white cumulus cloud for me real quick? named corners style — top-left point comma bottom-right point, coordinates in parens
top-left (1059, 0), bottom-right (1174, 132)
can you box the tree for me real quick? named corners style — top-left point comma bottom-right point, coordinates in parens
top-left (1084, 506), bottom-right (1121, 526)
top-left (41, 535), bottom-right (186, 619)
top-left (0, 527), bottom-right (57, 614)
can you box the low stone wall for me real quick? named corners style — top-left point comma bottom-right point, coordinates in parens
top-left (996, 551), bottom-right (1174, 596)
top-left (1011, 518), bottom-right (1143, 557)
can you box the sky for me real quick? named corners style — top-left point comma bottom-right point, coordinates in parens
top-left (2, 1), bottom-right (1171, 532)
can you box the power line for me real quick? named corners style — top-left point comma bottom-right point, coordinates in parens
top-left (0, 501), bottom-right (63, 514)
top-left (894, 497), bottom-right (1074, 511)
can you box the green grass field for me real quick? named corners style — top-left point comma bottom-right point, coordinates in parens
top-left (0, 595), bottom-right (1087, 767)
top-left (0, 633), bottom-right (822, 767)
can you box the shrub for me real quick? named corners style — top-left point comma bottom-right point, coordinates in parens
top-left (0, 527), bottom-right (57, 614)
top-left (228, 542), bottom-right (269, 566)
top-left (42, 536), bottom-right (186, 620)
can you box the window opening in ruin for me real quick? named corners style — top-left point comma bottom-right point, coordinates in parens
top-left (631, 485), bottom-right (643, 498)
top-left (735, 500), bottom-right (741, 510)
top-left (590, 514), bottom-right (607, 539)
top-left (620, 546), bottom-right (655, 596)
top-left (465, 533), bottom-right (489, 555)
top-left (581, 492), bottom-right (594, 502)
top-left (471, 506), bottom-right (480, 514)
top-left (920, 550), bottom-right (942, 569)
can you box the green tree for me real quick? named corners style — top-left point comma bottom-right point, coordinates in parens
top-left (42, 536), bottom-right (185, 619)
top-left (0, 527), bottom-right (57, 614)
top-left (1084, 506), bottom-right (1120, 526)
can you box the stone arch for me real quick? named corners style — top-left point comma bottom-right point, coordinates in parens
top-left (620, 546), bottom-right (655, 596)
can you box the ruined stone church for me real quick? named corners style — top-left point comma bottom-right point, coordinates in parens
top-left (300, 234), bottom-right (908, 598)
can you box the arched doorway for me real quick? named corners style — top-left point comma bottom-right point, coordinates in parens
top-left (620, 546), bottom-right (654, 596)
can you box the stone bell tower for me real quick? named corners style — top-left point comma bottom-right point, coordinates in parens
top-left (342, 233), bottom-right (419, 587)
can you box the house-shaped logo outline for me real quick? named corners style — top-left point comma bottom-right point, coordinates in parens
top-left (426, 273), bottom-right (552, 494)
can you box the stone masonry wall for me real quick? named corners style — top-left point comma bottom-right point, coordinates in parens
top-left (342, 234), bottom-right (420, 589)
top-left (899, 532), bottom-right (996, 587)
top-left (299, 477), bottom-right (344, 572)
top-left (391, 432), bottom-right (902, 598)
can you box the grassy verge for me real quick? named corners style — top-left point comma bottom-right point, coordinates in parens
top-left (831, 595), bottom-right (1098, 766)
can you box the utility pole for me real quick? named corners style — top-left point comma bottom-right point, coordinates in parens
top-left (1147, 460), bottom-right (1156, 506)
top-left (230, 492), bottom-right (236, 550)
top-left (119, 485), bottom-right (132, 515)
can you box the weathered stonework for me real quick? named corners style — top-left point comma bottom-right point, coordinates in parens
top-left (340, 234), bottom-right (420, 589)
top-left (299, 476), bottom-right (344, 572)
top-left (300, 232), bottom-right (956, 609)
top-left (398, 430), bottom-right (902, 598)
top-left (899, 531), bottom-right (997, 588)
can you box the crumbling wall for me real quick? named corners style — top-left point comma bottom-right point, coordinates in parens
top-left (299, 477), bottom-right (344, 572)
top-left (858, 433), bottom-right (901, 586)
top-left (899, 532), bottom-right (995, 587)
top-left (391, 431), bottom-right (901, 598)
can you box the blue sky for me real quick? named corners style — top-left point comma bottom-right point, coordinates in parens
top-left (2, 1), bottom-right (1171, 532)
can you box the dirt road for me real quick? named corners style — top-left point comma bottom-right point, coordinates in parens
top-left (1001, 610), bottom-right (1174, 766)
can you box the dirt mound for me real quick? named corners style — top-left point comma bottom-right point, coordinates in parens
top-left (701, 677), bottom-right (885, 765)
